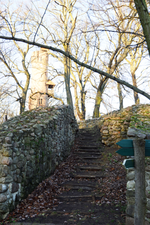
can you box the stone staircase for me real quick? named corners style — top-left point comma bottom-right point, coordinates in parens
top-left (9, 127), bottom-right (125, 225)
top-left (56, 128), bottom-right (105, 203)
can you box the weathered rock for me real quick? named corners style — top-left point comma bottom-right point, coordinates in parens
top-left (0, 184), bottom-right (7, 193)
top-left (127, 128), bottom-right (136, 137)
top-left (127, 180), bottom-right (135, 189)
top-left (1, 157), bottom-right (12, 166)
top-left (127, 171), bottom-right (135, 180)
top-left (0, 195), bottom-right (7, 203)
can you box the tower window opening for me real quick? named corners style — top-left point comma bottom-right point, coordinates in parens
top-left (39, 98), bottom-right (43, 105)
top-left (48, 85), bottom-right (53, 89)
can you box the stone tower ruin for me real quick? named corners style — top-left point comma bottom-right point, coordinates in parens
top-left (29, 48), bottom-right (55, 110)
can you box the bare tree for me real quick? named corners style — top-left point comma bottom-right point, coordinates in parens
top-left (70, 27), bottom-right (100, 120)
top-left (0, 2), bottom-right (33, 114)
top-left (0, 0), bottom-right (150, 119)
top-left (32, 0), bottom-right (79, 110)
top-left (91, 0), bottom-right (143, 117)
top-left (125, 44), bottom-right (145, 104)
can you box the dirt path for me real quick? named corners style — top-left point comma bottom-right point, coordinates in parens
top-left (2, 127), bottom-right (126, 225)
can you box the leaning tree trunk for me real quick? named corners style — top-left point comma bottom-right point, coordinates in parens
top-left (93, 78), bottom-right (108, 118)
top-left (93, 89), bottom-right (103, 118)
top-left (134, 0), bottom-right (150, 55)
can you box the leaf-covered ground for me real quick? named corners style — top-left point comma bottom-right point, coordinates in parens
top-left (1, 130), bottom-right (126, 225)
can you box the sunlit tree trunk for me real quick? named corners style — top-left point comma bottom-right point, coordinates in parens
top-left (93, 78), bottom-right (108, 118)
top-left (81, 89), bottom-right (86, 120)
top-left (132, 72), bottom-right (140, 104)
top-left (64, 44), bottom-right (73, 109)
top-left (117, 83), bottom-right (123, 110)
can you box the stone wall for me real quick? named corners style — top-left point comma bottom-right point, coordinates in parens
top-left (78, 104), bottom-right (150, 146)
top-left (0, 105), bottom-right (78, 220)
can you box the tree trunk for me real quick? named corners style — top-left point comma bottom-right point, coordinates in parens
top-left (117, 83), bottom-right (123, 110)
top-left (64, 45), bottom-right (74, 111)
top-left (20, 91), bottom-right (26, 114)
top-left (74, 82), bottom-right (84, 120)
top-left (132, 72), bottom-right (140, 104)
top-left (93, 78), bottom-right (108, 118)
top-left (93, 88), bottom-right (103, 118)
top-left (133, 138), bottom-right (146, 225)
top-left (81, 90), bottom-right (86, 120)
top-left (134, 0), bottom-right (150, 55)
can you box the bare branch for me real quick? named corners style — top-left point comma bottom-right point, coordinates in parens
top-left (33, 0), bottom-right (51, 42)
top-left (0, 35), bottom-right (149, 100)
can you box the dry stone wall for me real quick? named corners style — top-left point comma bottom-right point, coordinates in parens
top-left (0, 105), bottom-right (78, 220)
top-left (78, 104), bottom-right (150, 146)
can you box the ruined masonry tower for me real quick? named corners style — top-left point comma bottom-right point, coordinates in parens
top-left (29, 48), bottom-right (55, 110)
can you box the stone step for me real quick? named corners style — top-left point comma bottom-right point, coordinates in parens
top-left (75, 156), bottom-right (101, 160)
top-left (61, 180), bottom-right (101, 190)
top-left (57, 190), bottom-right (103, 202)
top-left (76, 148), bottom-right (101, 152)
top-left (72, 171), bottom-right (105, 178)
top-left (78, 138), bottom-right (99, 142)
top-left (66, 185), bottom-right (94, 191)
top-left (73, 159), bottom-right (101, 164)
top-left (57, 191), bottom-right (95, 201)
top-left (73, 153), bottom-right (101, 157)
top-left (79, 165), bottom-right (103, 171)
top-left (79, 138), bottom-right (96, 140)
top-left (78, 146), bottom-right (100, 149)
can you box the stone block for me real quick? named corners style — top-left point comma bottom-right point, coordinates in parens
top-left (0, 194), bottom-right (7, 203)
top-left (0, 165), bottom-right (9, 178)
top-left (2, 149), bottom-right (12, 157)
top-left (11, 183), bottom-right (19, 193)
top-left (147, 199), bottom-right (150, 210)
top-left (146, 172), bottom-right (150, 180)
top-left (17, 161), bottom-right (25, 169)
top-left (127, 128), bottom-right (136, 137)
top-left (126, 216), bottom-right (150, 225)
top-left (102, 130), bottom-right (109, 134)
top-left (146, 165), bottom-right (150, 172)
top-left (1, 157), bottom-right (12, 166)
top-left (137, 133), bottom-right (146, 139)
top-left (5, 137), bottom-right (11, 144)
top-left (126, 216), bottom-right (134, 225)
top-left (0, 184), bottom-right (8, 193)
top-left (0, 175), bottom-right (13, 184)
top-left (0, 201), bottom-right (9, 212)
top-left (127, 180), bottom-right (135, 189)
top-left (126, 189), bottom-right (135, 198)
top-left (126, 203), bottom-right (134, 217)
